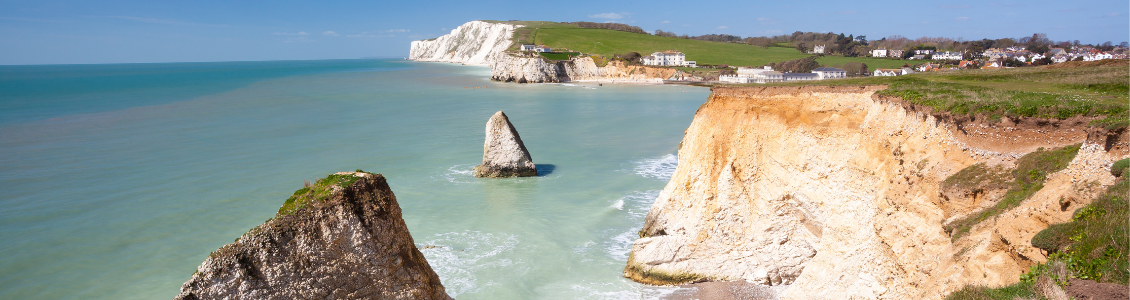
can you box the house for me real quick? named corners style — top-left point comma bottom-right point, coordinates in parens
top-left (910, 55), bottom-right (926, 60)
top-left (916, 63), bottom-right (940, 72)
top-left (719, 66), bottom-right (786, 83)
top-left (915, 49), bottom-right (934, 55)
top-left (889, 50), bottom-right (905, 58)
top-left (783, 73), bottom-right (820, 81)
top-left (1048, 48), bottom-right (1067, 56)
top-left (642, 51), bottom-right (695, 67)
top-left (1052, 54), bottom-right (1071, 63)
top-left (812, 67), bottom-right (847, 79)
top-left (874, 68), bottom-right (903, 76)
top-left (813, 45), bottom-right (826, 54)
top-left (520, 44), bottom-right (537, 51)
top-left (981, 61), bottom-right (1002, 69)
top-left (871, 48), bottom-right (888, 58)
top-left (533, 45), bottom-right (552, 53)
top-left (933, 51), bottom-right (963, 60)
top-left (958, 60), bottom-right (977, 69)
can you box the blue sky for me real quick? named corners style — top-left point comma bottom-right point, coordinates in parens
top-left (1, 0), bottom-right (1127, 65)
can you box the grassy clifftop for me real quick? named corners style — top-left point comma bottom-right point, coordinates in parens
top-left (495, 21), bottom-right (810, 67)
top-left (748, 60), bottom-right (1129, 126)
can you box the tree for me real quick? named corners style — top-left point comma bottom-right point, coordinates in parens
top-left (859, 63), bottom-right (869, 76)
top-left (796, 42), bottom-right (807, 53)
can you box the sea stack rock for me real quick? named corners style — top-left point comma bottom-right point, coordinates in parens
top-left (175, 172), bottom-right (452, 300)
top-left (473, 111), bottom-right (537, 178)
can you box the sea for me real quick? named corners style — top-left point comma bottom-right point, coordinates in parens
top-left (0, 59), bottom-right (710, 299)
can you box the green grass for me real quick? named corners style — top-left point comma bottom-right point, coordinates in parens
top-left (1031, 166), bottom-right (1128, 283)
top-left (943, 281), bottom-right (1038, 300)
top-left (815, 56), bottom-right (912, 72)
top-left (941, 163), bottom-right (1011, 192)
top-left (741, 61), bottom-right (1129, 124)
top-left (513, 22), bottom-right (809, 66)
top-left (944, 144), bottom-right (1081, 240)
top-left (277, 171), bottom-right (369, 216)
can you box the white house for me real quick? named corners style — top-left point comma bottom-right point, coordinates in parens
top-left (642, 51), bottom-right (696, 67)
top-left (520, 44), bottom-right (536, 51)
top-left (783, 73), bottom-right (819, 81)
top-left (1084, 53), bottom-right (1114, 61)
top-left (871, 48), bottom-right (888, 58)
top-left (533, 45), bottom-right (552, 53)
top-left (889, 49), bottom-right (905, 58)
top-left (915, 49), bottom-right (934, 55)
top-left (719, 66), bottom-right (777, 83)
top-left (874, 68), bottom-right (908, 76)
top-left (812, 67), bottom-right (846, 79)
top-left (813, 45), bottom-right (826, 54)
top-left (933, 51), bottom-right (964, 60)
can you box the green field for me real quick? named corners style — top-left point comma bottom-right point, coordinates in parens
top-left (743, 60), bottom-right (1129, 125)
top-left (505, 22), bottom-right (809, 67)
top-left (816, 56), bottom-right (912, 72)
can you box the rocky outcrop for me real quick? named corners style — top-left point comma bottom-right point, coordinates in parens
top-left (175, 172), bottom-right (451, 300)
top-left (409, 21), bottom-right (518, 66)
top-left (490, 56), bottom-right (680, 83)
top-left (473, 111), bottom-right (537, 178)
top-left (624, 86), bottom-right (1127, 299)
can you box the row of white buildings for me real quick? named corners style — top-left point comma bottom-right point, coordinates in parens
top-left (641, 51), bottom-right (697, 67)
top-left (718, 66), bottom-right (847, 83)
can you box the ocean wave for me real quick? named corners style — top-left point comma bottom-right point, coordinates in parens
top-left (433, 164), bottom-right (478, 184)
top-left (416, 231), bottom-right (522, 297)
top-left (630, 154), bottom-right (678, 180)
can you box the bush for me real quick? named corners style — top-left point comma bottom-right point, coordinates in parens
top-left (1112, 158), bottom-right (1129, 177)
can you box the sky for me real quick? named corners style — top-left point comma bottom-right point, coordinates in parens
top-left (1, 0), bottom-right (1127, 65)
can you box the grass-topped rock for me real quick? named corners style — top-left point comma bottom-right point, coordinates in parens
top-left (175, 171), bottom-right (452, 300)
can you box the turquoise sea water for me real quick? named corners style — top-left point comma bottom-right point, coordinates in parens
top-left (0, 59), bottom-right (709, 299)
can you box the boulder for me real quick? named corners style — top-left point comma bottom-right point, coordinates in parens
top-left (473, 111), bottom-right (537, 178)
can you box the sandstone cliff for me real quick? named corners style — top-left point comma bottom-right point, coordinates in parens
top-left (175, 172), bottom-right (451, 300)
top-left (409, 21), bottom-right (517, 66)
top-left (625, 86), bottom-right (1128, 299)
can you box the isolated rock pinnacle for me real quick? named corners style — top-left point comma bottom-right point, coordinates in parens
top-left (473, 111), bottom-right (537, 178)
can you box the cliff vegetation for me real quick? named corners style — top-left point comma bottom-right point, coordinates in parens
top-left (748, 59), bottom-right (1129, 127)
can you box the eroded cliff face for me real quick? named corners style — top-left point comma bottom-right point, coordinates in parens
top-left (409, 21), bottom-right (517, 66)
top-left (625, 86), bottom-right (1127, 299)
top-left (490, 56), bottom-right (680, 83)
top-left (175, 172), bottom-right (451, 300)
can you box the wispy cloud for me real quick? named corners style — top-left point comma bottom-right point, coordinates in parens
top-left (955, 16), bottom-right (970, 21)
top-left (385, 29), bottom-right (409, 32)
top-left (102, 16), bottom-right (224, 27)
top-left (588, 12), bottom-right (623, 19)
top-left (835, 10), bottom-right (861, 15)
top-left (755, 17), bottom-right (778, 25)
top-left (988, 2), bottom-right (1022, 7)
top-left (660, 20), bottom-right (670, 24)
top-left (1103, 12), bottom-right (1123, 17)
top-left (274, 31), bottom-right (309, 36)
top-left (938, 4), bottom-right (971, 9)
top-left (322, 31), bottom-right (339, 36)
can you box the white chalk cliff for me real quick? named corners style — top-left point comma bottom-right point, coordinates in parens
top-left (409, 21), bottom-right (518, 66)
top-left (624, 86), bottom-right (1128, 299)
top-left (410, 21), bottom-right (679, 83)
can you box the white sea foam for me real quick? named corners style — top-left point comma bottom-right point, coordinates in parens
top-left (631, 154), bottom-right (678, 180)
top-left (416, 231), bottom-right (522, 297)
top-left (434, 164), bottom-right (478, 184)
top-left (604, 190), bottom-right (660, 261)
top-left (610, 199), bottom-right (624, 210)
top-left (569, 280), bottom-right (679, 300)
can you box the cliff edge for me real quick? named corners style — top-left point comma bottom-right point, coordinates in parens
top-left (175, 172), bottom-right (451, 300)
top-left (625, 86), bottom-right (1127, 299)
